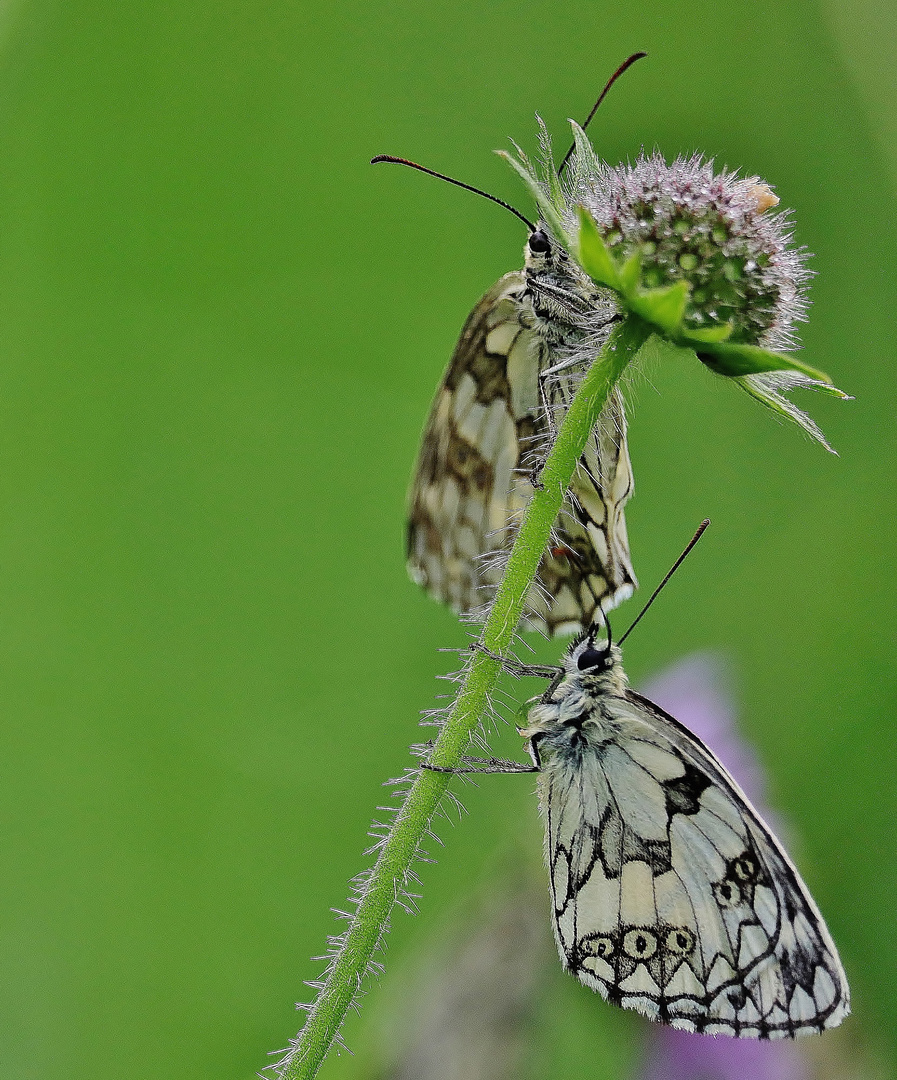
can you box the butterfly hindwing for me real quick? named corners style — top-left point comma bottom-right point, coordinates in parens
top-left (407, 273), bottom-right (635, 635)
top-left (528, 646), bottom-right (849, 1037)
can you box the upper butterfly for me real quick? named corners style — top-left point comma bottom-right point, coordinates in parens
top-left (406, 233), bottom-right (635, 637)
top-left (381, 57), bottom-right (651, 637)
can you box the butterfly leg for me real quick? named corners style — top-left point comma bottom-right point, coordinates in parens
top-left (525, 374), bottom-right (557, 492)
top-left (422, 755), bottom-right (538, 775)
top-left (470, 641), bottom-right (558, 679)
top-left (528, 353), bottom-right (588, 489)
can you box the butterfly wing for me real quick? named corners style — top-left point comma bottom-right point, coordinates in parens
top-left (407, 272), bottom-right (636, 636)
top-left (542, 690), bottom-right (849, 1036)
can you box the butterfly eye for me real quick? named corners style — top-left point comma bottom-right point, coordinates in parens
top-left (577, 646), bottom-right (607, 671)
top-left (528, 229), bottom-right (551, 253)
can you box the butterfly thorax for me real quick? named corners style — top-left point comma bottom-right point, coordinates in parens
top-left (520, 644), bottom-right (630, 764)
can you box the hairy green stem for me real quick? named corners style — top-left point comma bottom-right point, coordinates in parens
top-left (280, 316), bottom-right (652, 1080)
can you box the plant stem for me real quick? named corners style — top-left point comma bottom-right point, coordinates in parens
top-left (279, 316), bottom-right (652, 1080)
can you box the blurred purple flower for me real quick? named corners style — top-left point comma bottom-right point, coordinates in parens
top-left (637, 653), bottom-right (810, 1080)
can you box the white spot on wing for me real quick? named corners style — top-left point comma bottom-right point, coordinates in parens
top-left (664, 960), bottom-right (705, 997)
top-left (789, 985), bottom-right (817, 1023)
top-left (670, 814), bottom-right (727, 881)
top-left (573, 866), bottom-right (623, 935)
top-left (737, 922), bottom-right (769, 970)
top-left (813, 966), bottom-right (836, 1010)
top-left (485, 320), bottom-right (519, 358)
top-left (581, 953), bottom-right (614, 981)
top-left (707, 954), bottom-right (737, 993)
top-left (621, 738), bottom-right (686, 782)
top-left (477, 400), bottom-right (515, 465)
top-left (703, 1022), bottom-right (736, 1036)
top-left (768, 1004), bottom-right (789, 1026)
top-left (622, 993), bottom-right (660, 1020)
top-left (753, 884), bottom-right (779, 937)
top-left (438, 478), bottom-right (461, 532)
top-left (487, 442), bottom-right (517, 533)
top-left (451, 372), bottom-right (477, 425)
top-left (506, 333), bottom-right (540, 420)
top-left (652, 869), bottom-right (694, 929)
top-left (619, 963), bottom-right (662, 996)
top-left (701, 785), bottom-right (748, 834)
top-left (456, 400), bottom-right (487, 448)
top-left (691, 805), bottom-right (745, 860)
top-left (619, 860), bottom-right (657, 928)
top-left (602, 744), bottom-right (669, 840)
top-left (711, 992), bottom-right (737, 1021)
top-left (574, 474), bottom-right (608, 526)
top-left (552, 854), bottom-right (569, 910)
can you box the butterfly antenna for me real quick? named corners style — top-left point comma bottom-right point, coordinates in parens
top-left (618, 519), bottom-right (711, 645)
top-left (371, 155), bottom-right (536, 231)
top-left (558, 52), bottom-right (647, 177)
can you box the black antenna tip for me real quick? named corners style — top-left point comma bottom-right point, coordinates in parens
top-left (558, 51), bottom-right (649, 176)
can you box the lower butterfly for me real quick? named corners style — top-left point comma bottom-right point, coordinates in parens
top-left (426, 570), bottom-right (850, 1037)
top-left (523, 631), bottom-right (849, 1036)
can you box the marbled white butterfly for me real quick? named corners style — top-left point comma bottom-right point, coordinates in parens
top-left (517, 628), bottom-right (850, 1036)
top-left (382, 57), bottom-right (649, 636)
top-left (428, 524), bottom-right (850, 1036)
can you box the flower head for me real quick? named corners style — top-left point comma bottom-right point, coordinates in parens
top-left (574, 152), bottom-right (807, 352)
top-left (501, 123), bottom-right (850, 451)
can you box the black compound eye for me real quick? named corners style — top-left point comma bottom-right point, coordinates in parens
top-left (577, 646), bottom-right (608, 671)
top-left (528, 229), bottom-right (551, 253)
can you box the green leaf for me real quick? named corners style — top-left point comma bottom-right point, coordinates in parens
top-left (628, 280), bottom-right (689, 335)
top-left (576, 206), bottom-right (621, 289)
top-left (808, 383), bottom-right (853, 399)
top-left (680, 322), bottom-right (734, 345)
top-left (619, 251), bottom-right (642, 295)
top-left (735, 376), bottom-right (837, 453)
top-left (536, 115), bottom-right (564, 210)
top-left (696, 341), bottom-right (832, 382)
top-left (567, 121), bottom-right (601, 182)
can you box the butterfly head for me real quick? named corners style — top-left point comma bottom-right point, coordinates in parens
top-left (524, 225), bottom-right (570, 272)
top-left (567, 631), bottom-right (625, 690)
top-left (523, 629), bottom-right (627, 737)
top-left (522, 225), bottom-right (608, 322)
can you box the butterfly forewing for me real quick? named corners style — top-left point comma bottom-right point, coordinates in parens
top-left (407, 273), bottom-right (635, 636)
top-left (524, 642), bottom-right (850, 1037)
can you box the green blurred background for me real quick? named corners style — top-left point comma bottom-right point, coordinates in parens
top-left (0, 0), bottom-right (893, 1077)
